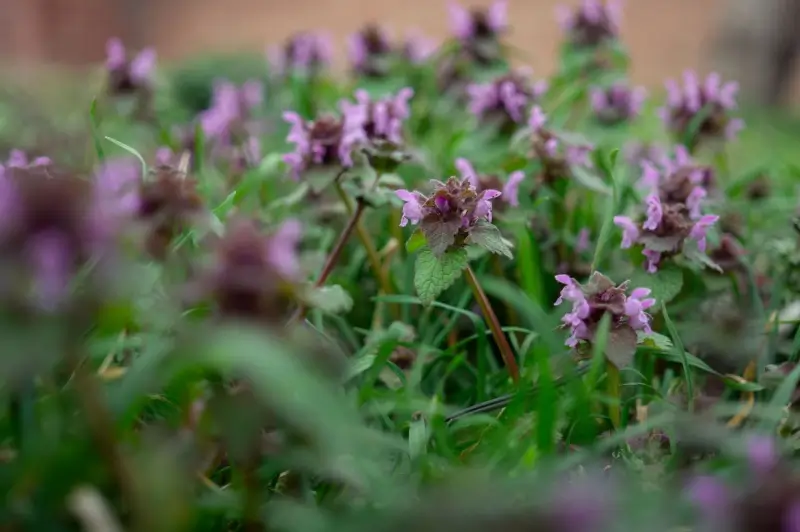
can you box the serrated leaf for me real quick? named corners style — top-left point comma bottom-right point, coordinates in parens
top-left (638, 234), bottom-right (683, 253)
top-left (466, 220), bottom-right (513, 259)
top-left (303, 285), bottom-right (353, 314)
top-left (421, 218), bottom-right (462, 257)
top-left (606, 326), bottom-right (637, 369)
top-left (305, 166), bottom-right (343, 193)
top-left (631, 264), bottom-right (684, 305)
top-left (637, 331), bottom-right (673, 350)
top-left (682, 240), bottom-right (724, 273)
top-left (405, 229), bottom-right (427, 254)
top-left (414, 247), bottom-right (468, 305)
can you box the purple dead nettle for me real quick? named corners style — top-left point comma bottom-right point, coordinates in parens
top-left (556, 0), bottom-right (622, 48)
top-left (395, 171), bottom-right (502, 256)
top-left (528, 106), bottom-right (594, 183)
top-left (200, 80), bottom-right (263, 145)
top-left (4, 149), bottom-right (51, 170)
top-left (402, 29), bottom-right (438, 63)
top-left (339, 88), bottom-right (414, 146)
top-left (455, 157), bottom-right (525, 208)
top-left (660, 71), bottom-right (744, 149)
top-left (448, 0), bottom-right (508, 64)
top-left (640, 145), bottom-right (716, 218)
top-left (348, 24), bottom-right (394, 78)
top-left (554, 272), bottom-right (655, 361)
top-left (105, 37), bottom-right (156, 94)
top-left (576, 227), bottom-right (591, 253)
top-left (282, 109), bottom-right (365, 180)
top-left (467, 68), bottom-right (548, 128)
top-left (590, 82), bottom-right (646, 124)
top-left (268, 32), bottom-right (332, 77)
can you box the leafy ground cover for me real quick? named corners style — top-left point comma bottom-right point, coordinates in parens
top-left (2, 1), bottom-right (800, 530)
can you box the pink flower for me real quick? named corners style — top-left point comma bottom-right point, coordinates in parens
top-left (503, 171), bottom-right (525, 207)
top-left (396, 189), bottom-right (425, 227)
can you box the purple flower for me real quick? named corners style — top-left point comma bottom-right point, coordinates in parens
top-left (660, 71), bottom-right (744, 150)
top-left (448, 1), bottom-right (508, 41)
top-left (395, 173), bottom-right (501, 255)
top-left (340, 88), bottom-right (414, 146)
top-left (556, 0), bottom-right (622, 48)
top-left (576, 227), bottom-right (591, 253)
top-left (282, 111), bottom-right (364, 180)
top-left (686, 475), bottom-right (731, 528)
top-left (527, 106), bottom-right (595, 184)
top-left (268, 32), bottom-right (332, 77)
top-left (590, 83), bottom-right (646, 124)
top-left (90, 158), bottom-right (142, 246)
top-left (105, 37), bottom-right (156, 94)
top-left (348, 24), bottom-right (394, 78)
top-left (745, 434), bottom-right (779, 475)
top-left (4, 150), bottom-right (50, 169)
top-left (402, 29), bottom-right (438, 63)
top-left (613, 193), bottom-right (719, 273)
top-left (502, 171), bottom-right (525, 207)
top-left (623, 142), bottom-right (670, 173)
top-left (467, 70), bottom-right (548, 129)
top-left (199, 80), bottom-right (263, 145)
top-left (554, 272), bottom-right (655, 362)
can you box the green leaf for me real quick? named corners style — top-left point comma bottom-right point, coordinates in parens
top-left (405, 229), bottom-right (427, 254)
top-left (408, 417), bottom-right (429, 461)
top-left (571, 166), bottom-right (611, 194)
top-left (414, 247), bottom-right (468, 305)
top-left (104, 136), bottom-right (147, 178)
top-left (89, 98), bottom-right (105, 162)
top-left (466, 220), bottom-right (513, 259)
top-left (630, 264), bottom-right (684, 305)
top-left (421, 218), bottom-right (462, 257)
top-left (605, 326), bottom-right (637, 369)
top-left (303, 285), bottom-right (354, 314)
top-left (305, 166), bottom-right (343, 193)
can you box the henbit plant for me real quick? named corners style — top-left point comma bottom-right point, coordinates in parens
top-left (3, 0), bottom-right (800, 531)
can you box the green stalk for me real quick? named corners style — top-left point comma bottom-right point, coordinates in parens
top-left (606, 360), bottom-right (622, 428)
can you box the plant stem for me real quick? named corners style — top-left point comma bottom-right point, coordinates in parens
top-left (290, 199), bottom-right (366, 324)
top-left (606, 360), bottom-right (621, 428)
top-left (333, 181), bottom-right (398, 319)
top-left (464, 265), bottom-right (520, 383)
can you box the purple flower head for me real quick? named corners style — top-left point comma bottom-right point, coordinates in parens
top-left (203, 217), bottom-right (303, 324)
top-left (590, 82), bottom-right (646, 124)
top-left (268, 31), bottom-right (332, 77)
top-left (5, 150), bottom-right (51, 169)
top-left (556, 0), bottom-right (622, 48)
top-left (340, 88), bottom-right (414, 147)
top-left (686, 475), bottom-right (731, 529)
top-left (395, 174), bottom-right (501, 256)
top-left (467, 69), bottom-right (547, 130)
top-left (105, 37), bottom-right (156, 94)
top-left (576, 227), bottom-right (591, 253)
top-left (660, 71), bottom-right (744, 150)
top-left (199, 79), bottom-right (263, 145)
top-left (348, 24), bottom-right (394, 78)
top-left (527, 106), bottom-right (595, 185)
top-left (554, 272), bottom-right (655, 364)
top-left (448, 1), bottom-right (508, 65)
top-left (502, 171), bottom-right (525, 207)
top-left (89, 157), bottom-right (142, 248)
top-left (614, 192), bottom-right (719, 272)
top-left (282, 110), bottom-right (364, 180)
top-left (403, 29), bottom-right (438, 63)
top-left (745, 434), bottom-right (779, 475)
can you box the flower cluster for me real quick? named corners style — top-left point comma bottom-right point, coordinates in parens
top-left (555, 272), bottom-right (655, 365)
top-left (556, 0), bottom-right (621, 48)
top-left (105, 37), bottom-right (156, 95)
top-left (396, 175), bottom-right (501, 256)
top-left (528, 106), bottom-right (594, 184)
top-left (199, 80), bottom-right (263, 145)
top-left (268, 32), bottom-right (332, 77)
top-left (195, 217), bottom-right (303, 324)
top-left (348, 24), bottom-right (394, 78)
top-left (448, 0), bottom-right (508, 64)
top-left (467, 70), bottom-right (548, 130)
top-left (0, 160), bottom-right (138, 312)
top-left (402, 30), bottom-right (438, 64)
top-left (590, 82), bottom-right (646, 125)
top-left (660, 71), bottom-right (744, 150)
top-left (283, 111), bottom-right (362, 180)
top-left (3, 150), bottom-right (50, 170)
top-left (339, 88), bottom-right (414, 146)
top-left (455, 158), bottom-right (524, 208)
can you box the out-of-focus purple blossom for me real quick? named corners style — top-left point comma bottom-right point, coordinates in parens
top-left (623, 142), bottom-right (670, 172)
top-left (614, 193), bottom-right (719, 272)
top-left (576, 227), bottom-right (591, 253)
top-left (348, 24), bottom-right (394, 78)
top-left (590, 82), bottom-right (646, 124)
top-left (554, 272), bottom-right (655, 361)
top-left (745, 435), bottom-right (779, 475)
top-left (3, 150), bottom-right (51, 170)
top-left (199, 217), bottom-right (303, 324)
top-left (395, 173), bottom-right (501, 255)
top-left (402, 29), bottom-right (438, 63)
top-left (105, 37), bottom-right (156, 94)
top-left (527, 106), bottom-right (595, 184)
top-left (90, 158), bottom-right (142, 248)
top-left (282, 111), bottom-right (364, 180)
top-left (448, 1), bottom-right (508, 65)
top-left (556, 0), bottom-right (622, 48)
top-left (340, 88), bottom-right (414, 146)
top-left (467, 70), bottom-right (548, 130)
top-left (268, 32), bottom-right (332, 77)
top-left (502, 171), bottom-right (525, 207)
top-left (660, 71), bottom-right (744, 150)
top-left (199, 80), bottom-right (263, 145)
top-left (455, 158), bottom-right (524, 209)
